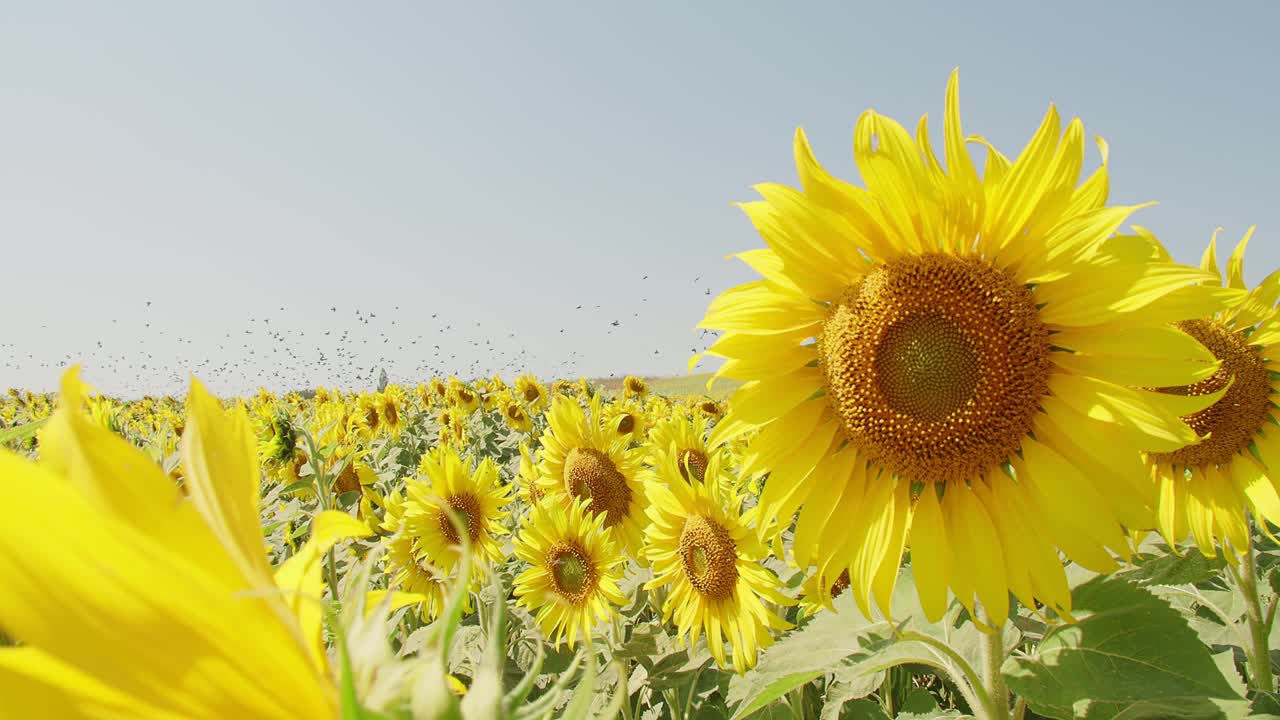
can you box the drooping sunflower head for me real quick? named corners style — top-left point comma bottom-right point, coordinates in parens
top-left (694, 70), bottom-right (1238, 625)
top-left (623, 375), bottom-right (648, 400)
top-left (1146, 227), bottom-right (1280, 560)
top-left (402, 447), bottom-right (511, 574)
top-left (534, 395), bottom-right (649, 557)
top-left (512, 496), bottom-right (627, 649)
top-left (643, 453), bottom-right (792, 673)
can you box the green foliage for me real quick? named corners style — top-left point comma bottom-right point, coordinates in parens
top-left (1005, 575), bottom-right (1248, 720)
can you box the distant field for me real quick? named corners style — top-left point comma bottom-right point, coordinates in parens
top-left (590, 372), bottom-right (741, 400)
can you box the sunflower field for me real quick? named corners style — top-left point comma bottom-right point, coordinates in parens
top-left (6, 72), bottom-right (1280, 720)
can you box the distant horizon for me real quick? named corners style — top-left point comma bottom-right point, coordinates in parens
top-left (4, 3), bottom-right (1277, 396)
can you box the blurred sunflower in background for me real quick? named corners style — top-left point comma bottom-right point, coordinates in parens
top-left (535, 395), bottom-right (649, 557)
top-left (798, 569), bottom-right (851, 617)
top-left (623, 375), bottom-right (648, 400)
top-left (605, 399), bottom-right (647, 443)
top-left (501, 394), bottom-right (534, 433)
top-left (513, 496), bottom-right (627, 649)
top-left (1146, 227), bottom-right (1280, 559)
top-left (644, 453), bottom-right (792, 673)
top-left (695, 70), bottom-right (1237, 624)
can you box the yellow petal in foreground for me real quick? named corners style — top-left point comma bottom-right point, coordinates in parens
top-left (0, 369), bottom-right (361, 719)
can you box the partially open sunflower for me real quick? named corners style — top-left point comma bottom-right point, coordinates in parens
top-left (1147, 227), bottom-right (1280, 560)
top-left (695, 71), bottom-right (1237, 624)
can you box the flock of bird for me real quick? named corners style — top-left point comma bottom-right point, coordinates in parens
top-left (2, 274), bottom-right (724, 397)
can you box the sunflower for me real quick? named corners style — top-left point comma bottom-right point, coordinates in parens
top-left (515, 373), bottom-right (550, 413)
top-left (605, 399), bottom-right (648, 442)
top-left (429, 377), bottom-right (449, 403)
top-left (513, 496), bottom-right (627, 649)
top-left (644, 452), bottom-right (792, 673)
top-left (379, 488), bottom-right (465, 621)
top-left (401, 447), bottom-right (510, 575)
top-left (0, 369), bottom-right (370, 717)
top-left (623, 375), bottom-right (648, 400)
top-left (353, 393), bottom-right (382, 438)
top-left (516, 441), bottom-right (545, 505)
top-left (534, 395), bottom-right (649, 557)
top-left (646, 413), bottom-right (715, 484)
top-left (447, 379), bottom-right (480, 416)
top-left (501, 394), bottom-right (534, 433)
top-left (376, 388), bottom-right (405, 438)
top-left (693, 71), bottom-right (1236, 625)
top-left (1145, 227), bottom-right (1280, 560)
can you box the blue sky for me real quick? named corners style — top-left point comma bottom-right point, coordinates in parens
top-left (2, 2), bottom-right (1277, 395)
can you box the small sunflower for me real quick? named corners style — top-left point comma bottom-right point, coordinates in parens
top-left (517, 441), bottom-right (545, 505)
top-left (1147, 227), bottom-right (1280, 559)
top-left (448, 379), bottom-right (480, 416)
top-left (605, 399), bottom-right (648, 442)
top-left (694, 71), bottom-right (1234, 624)
top-left (515, 374), bottom-right (550, 413)
top-left (513, 497), bottom-right (627, 649)
top-left (535, 395), bottom-right (649, 557)
top-left (646, 413), bottom-right (715, 484)
top-left (402, 447), bottom-right (510, 574)
top-left (377, 388), bottom-right (405, 438)
top-left (623, 375), bottom-right (649, 400)
top-left (353, 393), bottom-right (382, 438)
top-left (429, 377), bottom-right (449, 403)
top-left (644, 453), bottom-right (792, 673)
top-left (501, 394), bottom-right (534, 433)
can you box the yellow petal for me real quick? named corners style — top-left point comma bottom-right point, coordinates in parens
top-left (909, 485), bottom-right (951, 622)
top-left (182, 378), bottom-right (274, 585)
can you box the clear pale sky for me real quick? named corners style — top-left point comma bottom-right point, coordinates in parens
top-left (2, 2), bottom-right (1277, 396)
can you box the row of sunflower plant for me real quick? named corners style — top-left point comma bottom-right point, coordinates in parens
top-left (5, 70), bottom-right (1280, 719)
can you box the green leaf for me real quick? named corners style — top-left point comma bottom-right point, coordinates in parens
top-left (0, 417), bottom-right (46, 445)
top-left (1122, 546), bottom-right (1228, 586)
top-left (1005, 575), bottom-right (1246, 720)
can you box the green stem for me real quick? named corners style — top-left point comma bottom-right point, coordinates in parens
top-left (979, 608), bottom-right (1011, 720)
top-left (897, 630), bottom-right (991, 717)
top-left (1240, 533), bottom-right (1275, 692)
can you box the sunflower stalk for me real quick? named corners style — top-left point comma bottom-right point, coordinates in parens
top-left (978, 607), bottom-right (1011, 720)
top-left (1238, 531), bottom-right (1275, 692)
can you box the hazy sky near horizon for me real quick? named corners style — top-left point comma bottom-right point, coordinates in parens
top-left (3, 2), bottom-right (1278, 396)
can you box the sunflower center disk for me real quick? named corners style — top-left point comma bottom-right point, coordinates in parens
top-left (677, 448), bottom-right (709, 483)
top-left (679, 515), bottom-right (738, 600)
top-left (1149, 319), bottom-right (1272, 467)
top-left (818, 254), bottom-right (1051, 484)
top-left (437, 494), bottom-right (481, 546)
top-left (564, 447), bottom-right (633, 528)
top-left (548, 543), bottom-right (596, 603)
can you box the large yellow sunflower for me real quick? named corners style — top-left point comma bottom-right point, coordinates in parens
top-left (513, 496), bottom-right (627, 649)
top-left (1147, 227), bottom-right (1280, 559)
top-left (644, 452), bottom-right (792, 673)
top-left (694, 71), bottom-right (1238, 625)
top-left (0, 369), bottom-right (369, 718)
top-left (402, 447), bottom-right (510, 575)
top-left (535, 395), bottom-right (648, 557)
